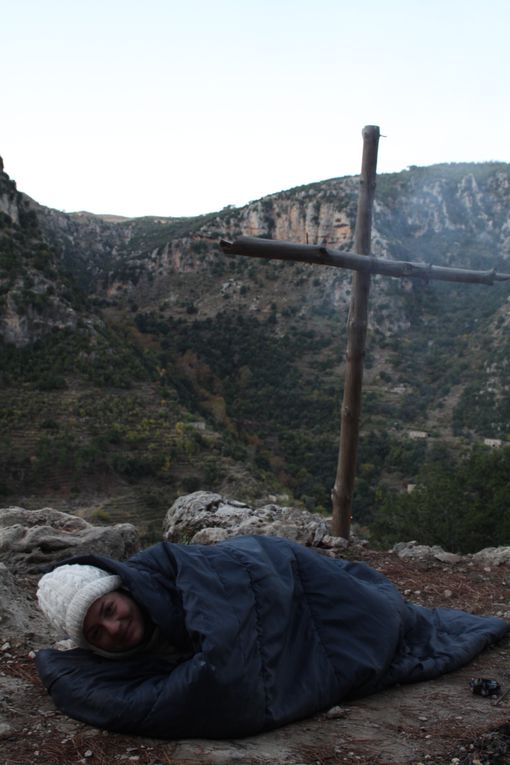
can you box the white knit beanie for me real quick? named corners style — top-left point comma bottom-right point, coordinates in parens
top-left (37, 564), bottom-right (122, 646)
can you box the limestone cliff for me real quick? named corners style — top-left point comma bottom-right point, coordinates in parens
top-left (0, 163), bottom-right (89, 347)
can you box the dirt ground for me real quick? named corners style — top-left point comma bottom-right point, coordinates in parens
top-left (2, 549), bottom-right (510, 765)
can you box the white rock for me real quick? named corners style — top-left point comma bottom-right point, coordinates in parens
top-left (163, 491), bottom-right (347, 550)
top-left (473, 546), bottom-right (510, 566)
top-left (0, 507), bottom-right (140, 574)
top-left (320, 534), bottom-right (349, 550)
top-left (392, 541), bottom-right (462, 563)
top-left (325, 705), bottom-right (349, 719)
top-left (191, 527), bottom-right (229, 545)
top-left (0, 721), bottom-right (13, 737)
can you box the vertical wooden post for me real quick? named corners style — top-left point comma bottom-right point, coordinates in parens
top-left (331, 125), bottom-right (380, 538)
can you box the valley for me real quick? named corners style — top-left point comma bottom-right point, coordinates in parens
top-left (1, 159), bottom-right (510, 549)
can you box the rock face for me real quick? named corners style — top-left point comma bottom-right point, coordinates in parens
top-left (0, 563), bottom-right (53, 644)
top-left (0, 168), bottom-right (81, 348)
top-left (163, 491), bottom-right (349, 550)
top-left (0, 507), bottom-right (140, 574)
top-left (1, 283), bottom-right (80, 348)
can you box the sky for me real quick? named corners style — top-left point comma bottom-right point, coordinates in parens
top-left (2, 0), bottom-right (510, 218)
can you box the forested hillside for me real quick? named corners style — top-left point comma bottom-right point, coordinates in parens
top-left (1, 157), bottom-right (510, 548)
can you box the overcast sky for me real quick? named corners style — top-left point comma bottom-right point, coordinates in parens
top-left (2, 0), bottom-right (509, 218)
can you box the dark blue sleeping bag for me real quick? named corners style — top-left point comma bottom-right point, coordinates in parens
top-left (35, 535), bottom-right (509, 739)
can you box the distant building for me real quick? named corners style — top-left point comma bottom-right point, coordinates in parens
top-left (189, 421), bottom-right (206, 431)
top-left (483, 437), bottom-right (503, 448)
top-left (406, 483), bottom-right (417, 493)
top-left (408, 430), bottom-right (428, 440)
top-left (391, 385), bottom-right (409, 395)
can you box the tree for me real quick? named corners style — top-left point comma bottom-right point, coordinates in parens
top-left (370, 446), bottom-right (510, 553)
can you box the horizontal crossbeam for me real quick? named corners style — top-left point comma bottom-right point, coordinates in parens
top-left (220, 236), bottom-right (510, 286)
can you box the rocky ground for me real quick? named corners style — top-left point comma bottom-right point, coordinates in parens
top-left (2, 495), bottom-right (510, 765)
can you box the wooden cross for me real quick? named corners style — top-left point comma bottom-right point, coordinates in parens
top-left (220, 125), bottom-right (510, 540)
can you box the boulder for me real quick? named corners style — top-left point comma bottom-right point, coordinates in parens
top-left (163, 491), bottom-right (348, 550)
top-left (0, 507), bottom-right (140, 574)
top-left (472, 546), bottom-right (510, 567)
top-left (0, 563), bottom-right (52, 644)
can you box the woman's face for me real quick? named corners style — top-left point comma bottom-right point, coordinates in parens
top-left (83, 591), bottom-right (146, 653)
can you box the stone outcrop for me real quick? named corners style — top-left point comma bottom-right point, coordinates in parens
top-left (472, 546), bottom-right (510, 566)
top-left (392, 541), bottom-right (463, 563)
top-left (0, 166), bottom-right (89, 348)
top-left (163, 491), bottom-right (349, 550)
top-left (392, 540), bottom-right (510, 567)
top-left (0, 563), bottom-right (53, 644)
top-left (0, 507), bottom-right (140, 574)
top-left (0, 162), bottom-right (19, 223)
top-left (1, 282), bottom-right (80, 348)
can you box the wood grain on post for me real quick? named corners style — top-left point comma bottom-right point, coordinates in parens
top-left (331, 125), bottom-right (380, 538)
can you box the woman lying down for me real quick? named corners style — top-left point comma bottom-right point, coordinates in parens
top-left (36, 535), bottom-right (509, 740)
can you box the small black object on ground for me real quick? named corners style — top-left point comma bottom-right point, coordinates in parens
top-left (469, 678), bottom-right (501, 697)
